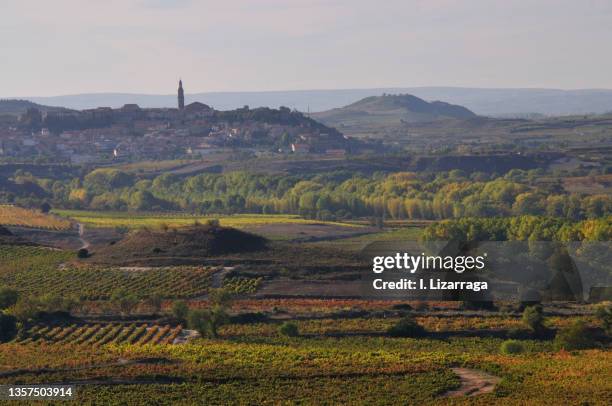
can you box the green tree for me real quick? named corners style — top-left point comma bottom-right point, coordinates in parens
top-left (0, 287), bottom-right (19, 310)
top-left (110, 288), bottom-right (140, 316)
top-left (187, 288), bottom-right (232, 338)
top-left (172, 300), bottom-right (189, 324)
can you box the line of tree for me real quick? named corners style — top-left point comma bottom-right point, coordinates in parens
top-left (422, 216), bottom-right (611, 242)
top-left (4, 168), bottom-right (611, 221)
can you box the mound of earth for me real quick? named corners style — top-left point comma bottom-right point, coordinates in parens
top-left (93, 224), bottom-right (268, 261)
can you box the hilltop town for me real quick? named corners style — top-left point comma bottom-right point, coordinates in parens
top-left (0, 81), bottom-right (360, 164)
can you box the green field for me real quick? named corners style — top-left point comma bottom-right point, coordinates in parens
top-left (53, 210), bottom-right (358, 230)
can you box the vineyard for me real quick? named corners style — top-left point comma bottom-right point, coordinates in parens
top-left (0, 205), bottom-right (72, 230)
top-left (0, 245), bottom-right (214, 299)
top-left (13, 323), bottom-right (184, 346)
top-left (0, 332), bottom-right (609, 404)
top-left (223, 277), bottom-right (262, 294)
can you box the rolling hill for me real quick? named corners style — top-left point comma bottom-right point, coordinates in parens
top-left (312, 94), bottom-right (477, 129)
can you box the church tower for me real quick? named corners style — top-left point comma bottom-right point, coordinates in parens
top-left (178, 79), bottom-right (185, 110)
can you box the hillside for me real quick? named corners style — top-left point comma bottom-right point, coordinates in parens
top-left (0, 99), bottom-right (73, 115)
top-left (312, 94), bottom-right (477, 129)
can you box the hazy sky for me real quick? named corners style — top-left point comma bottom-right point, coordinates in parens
top-left (3, 0), bottom-right (612, 96)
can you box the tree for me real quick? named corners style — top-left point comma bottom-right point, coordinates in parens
top-left (0, 287), bottom-right (19, 310)
top-left (187, 288), bottom-right (232, 338)
top-left (187, 307), bottom-right (228, 338)
top-left (9, 297), bottom-right (41, 323)
top-left (110, 289), bottom-right (140, 316)
top-left (172, 300), bottom-right (189, 324)
top-left (278, 321), bottom-right (299, 337)
top-left (595, 305), bottom-right (612, 335)
top-left (387, 314), bottom-right (426, 337)
top-left (553, 320), bottom-right (596, 351)
top-left (522, 305), bottom-right (547, 336)
top-left (40, 201), bottom-right (51, 213)
top-left (0, 313), bottom-right (17, 342)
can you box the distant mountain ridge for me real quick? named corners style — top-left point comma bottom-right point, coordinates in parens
top-left (8, 87), bottom-right (612, 117)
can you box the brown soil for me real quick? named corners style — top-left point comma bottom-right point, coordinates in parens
top-left (442, 367), bottom-right (500, 397)
top-left (90, 224), bottom-right (267, 264)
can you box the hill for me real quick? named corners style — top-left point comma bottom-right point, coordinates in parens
top-left (92, 223), bottom-right (268, 264)
top-left (19, 87), bottom-right (612, 116)
top-left (0, 225), bottom-right (35, 246)
top-left (0, 99), bottom-right (73, 115)
top-left (312, 94), bottom-right (477, 129)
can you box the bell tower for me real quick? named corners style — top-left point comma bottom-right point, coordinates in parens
top-left (178, 79), bottom-right (185, 110)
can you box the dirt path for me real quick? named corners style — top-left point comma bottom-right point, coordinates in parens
top-left (211, 266), bottom-right (233, 288)
top-left (442, 367), bottom-right (500, 397)
top-left (77, 223), bottom-right (89, 250)
top-left (173, 329), bottom-right (200, 344)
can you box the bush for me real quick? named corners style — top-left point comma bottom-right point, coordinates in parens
top-left (500, 340), bottom-right (525, 355)
top-left (522, 305), bottom-right (547, 336)
top-left (278, 321), bottom-right (299, 337)
top-left (77, 248), bottom-right (89, 258)
top-left (387, 315), bottom-right (426, 337)
top-left (554, 320), bottom-right (597, 351)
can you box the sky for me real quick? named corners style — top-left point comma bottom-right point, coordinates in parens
top-left (3, 0), bottom-right (612, 97)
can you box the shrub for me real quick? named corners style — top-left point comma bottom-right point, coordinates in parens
top-left (278, 321), bottom-right (299, 337)
top-left (522, 305), bottom-right (547, 336)
top-left (500, 340), bottom-right (525, 355)
top-left (387, 315), bottom-right (426, 337)
top-left (77, 248), bottom-right (89, 258)
top-left (554, 320), bottom-right (597, 351)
